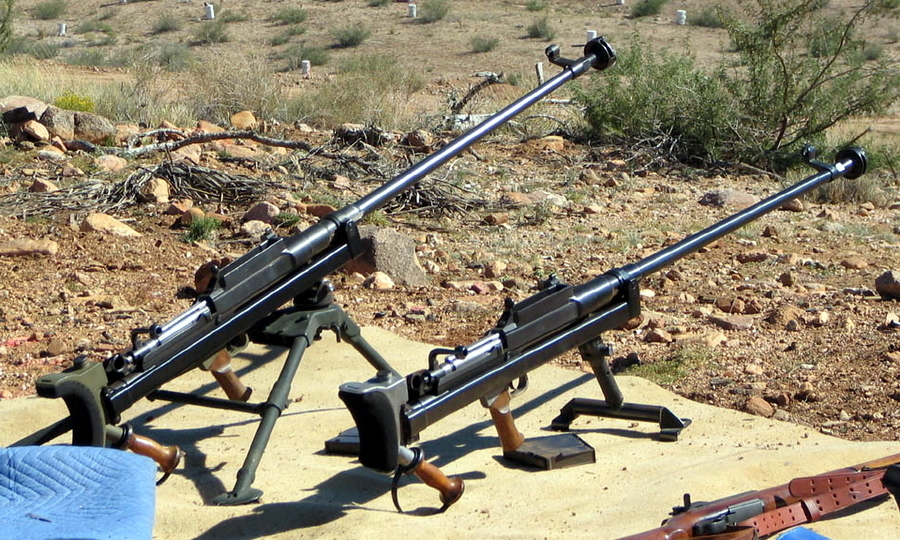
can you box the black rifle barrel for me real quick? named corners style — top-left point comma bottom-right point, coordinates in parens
top-left (571, 148), bottom-right (867, 316)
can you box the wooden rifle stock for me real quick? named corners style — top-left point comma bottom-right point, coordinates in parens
top-left (614, 454), bottom-right (900, 540)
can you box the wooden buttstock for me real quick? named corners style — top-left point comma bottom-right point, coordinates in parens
top-left (412, 459), bottom-right (465, 508)
top-left (208, 350), bottom-right (252, 402)
top-left (486, 389), bottom-right (525, 452)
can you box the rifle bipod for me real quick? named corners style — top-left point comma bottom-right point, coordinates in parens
top-left (549, 336), bottom-right (691, 442)
top-left (147, 281), bottom-right (398, 505)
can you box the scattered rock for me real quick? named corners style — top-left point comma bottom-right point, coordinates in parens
top-left (230, 110), bottom-right (257, 130)
top-left (239, 220), bottom-right (270, 238)
top-left (0, 239), bottom-right (59, 257)
top-left (139, 178), bottom-right (170, 203)
top-left (699, 189), bottom-right (760, 209)
top-left (744, 396), bottom-right (774, 417)
top-left (40, 106), bottom-right (76, 140)
top-left (94, 154), bottom-right (127, 172)
top-left (364, 271), bottom-right (395, 290)
top-left (242, 201), bottom-right (280, 224)
top-left (21, 120), bottom-right (50, 142)
top-left (708, 314), bottom-right (755, 331)
top-left (779, 198), bottom-right (805, 212)
top-left (28, 179), bottom-right (58, 193)
top-left (483, 212), bottom-right (509, 225)
top-left (840, 256), bottom-right (868, 270)
top-left (74, 111), bottom-right (116, 144)
top-left (644, 328), bottom-right (674, 343)
top-left (80, 213), bottom-right (142, 237)
top-left (874, 271), bottom-right (900, 300)
top-left (736, 251), bottom-right (769, 264)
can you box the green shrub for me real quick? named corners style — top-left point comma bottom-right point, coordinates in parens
top-left (155, 43), bottom-right (194, 71)
top-left (333, 23), bottom-right (370, 48)
top-left (76, 19), bottom-right (114, 35)
top-left (193, 19), bottom-right (229, 45)
top-left (526, 16), bottom-right (555, 40)
top-left (689, 5), bottom-right (724, 28)
top-left (182, 216), bottom-right (222, 243)
top-left (270, 24), bottom-right (306, 46)
top-left (470, 35), bottom-right (499, 53)
top-left (630, 0), bottom-right (667, 18)
top-left (270, 7), bottom-right (308, 25)
top-left (278, 43), bottom-right (329, 69)
top-left (53, 91), bottom-right (95, 112)
top-left (575, 38), bottom-right (734, 163)
top-left (0, 0), bottom-right (14, 55)
top-left (525, 0), bottom-right (547, 11)
top-left (419, 0), bottom-right (450, 23)
top-left (219, 10), bottom-right (249, 23)
top-left (151, 13), bottom-right (181, 35)
top-left (287, 54), bottom-right (425, 129)
top-left (4, 37), bottom-right (60, 59)
top-left (368, 0), bottom-right (391, 6)
top-left (33, 0), bottom-right (67, 20)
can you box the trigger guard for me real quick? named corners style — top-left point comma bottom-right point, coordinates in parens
top-left (508, 375), bottom-right (528, 397)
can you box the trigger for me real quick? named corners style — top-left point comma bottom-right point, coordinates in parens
top-left (508, 375), bottom-right (528, 397)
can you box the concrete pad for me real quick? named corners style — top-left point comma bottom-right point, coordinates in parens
top-left (2, 327), bottom-right (898, 540)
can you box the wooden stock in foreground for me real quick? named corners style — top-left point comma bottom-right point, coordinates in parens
top-left (614, 454), bottom-right (900, 540)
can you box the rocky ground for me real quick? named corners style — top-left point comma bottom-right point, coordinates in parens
top-left (0, 115), bottom-right (898, 446)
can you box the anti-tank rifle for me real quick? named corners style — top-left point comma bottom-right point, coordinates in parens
top-left (11, 38), bottom-right (618, 506)
top-left (338, 146), bottom-right (869, 511)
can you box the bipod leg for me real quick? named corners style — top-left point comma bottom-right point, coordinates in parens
top-left (213, 334), bottom-right (311, 505)
top-left (549, 338), bottom-right (691, 441)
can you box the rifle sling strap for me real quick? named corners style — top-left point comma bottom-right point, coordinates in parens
top-left (739, 471), bottom-right (889, 537)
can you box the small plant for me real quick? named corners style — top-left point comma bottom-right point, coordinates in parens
top-left (270, 7), bottom-right (308, 25)
top-left (151, 13), bottom-right (181, 35)
top-left (419, 0), bottom-right (450, 23)
top-left (33, 0), bottom-right (67, 20)
top-left (689, 5), bottom-right (724, 28)
top-left (53, 91), bottom-right (95, 112)
top-left (0, 0), bottom-right (14, 55)
top-left (630, 0), bottom-right (667, 19)
top-left (193, 19), bottom-right (229, 45)
top-left (368, 0), bottom-right (391, 6)
top-left (470, 35), bottom-right (499, 53)
top-left (622, 344), bottom-right (713, 386)
top-left (279, 43), bottom-right (329, 68)
top-left (219, 10), bottom-right (249, 23)
top-left (5, 37), bottom-right (60, 59)
top-left (155, 43), bottom-right (194, 71)
top-left (181, 216), bottom-right (222, 243)
top-left (270, 24), bottom-right (306, 46)
top-left (525, 0), bottom-right (547, 11)
top-left (76, 19), bottom-right (114, 35)
top-left (333, 23), bottom-right (370, 48)
top-left (526, 16), bottom-right (555, 40)
top-left (275, 212), bottom-right (304, 229)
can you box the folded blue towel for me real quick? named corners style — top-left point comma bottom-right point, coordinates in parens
top-left (0, 446), bottom-right (156, 540)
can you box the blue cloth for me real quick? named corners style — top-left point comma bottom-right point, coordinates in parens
top-left (0, 446), bottom-right (156, 540)
top-left (776, 527), bottom-right (833, 540)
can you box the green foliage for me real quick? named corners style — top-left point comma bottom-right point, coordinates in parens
top-left (368, 0), bottom-right (391, 6)
top-left (470, 35), bottom-right (499, 53)
top-left (181, 216), bottom-right (222, 244)
top-left (193, 19), bottom-right (229, 45)
top-left (419, 0), bottom-right (450, 23)
top-left (717, 0), bottom-right (900, 168)
top-left (689, 5), bottom-right (724, 28)
top-left (622, 344), bottom-right (713, 386)
top-left (76, 19), bottom-right (115, 35)
top-left (53, 91), bottom-right (95, 112)
top-left (219, 10), bottom-right (249, 23)
top-left (0, 0), bottom-right (13, 55)
top-left (288, 54), bottom-right (425, 129)
top-left (4, 36), bottom-right (59, 59)
top-left (270, 7), bottom-right (308, 25)
top-left (269, 24), bottom-right (306, 46)
top-left (525, 0), bottom-right (547, 11)
top-left (151, 13), bottom-right (181, 34)
top-left (630, 0), bottom-right (667, 19)
top-left (278, 43), bottom-right (329, 69)
top-left (575, 38), bottom-right (734, 163)
top-left (526, 16), bottom-right (555, 40)
top-left (33, 0), bottom-right (66, 20)
top-left (577, 0), bottom-right (900, 171)
top-left (333, 23), bottom-right (370, 48)
top-left (154, 43), bottom-right (194, 71)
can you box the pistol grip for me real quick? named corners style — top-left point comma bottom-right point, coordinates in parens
top-left (485, 389), bottom-right (525, 452)
top-left (208, 350), bottom-right (252, 402)
top-left (412, 459), bottom-right (465, 508)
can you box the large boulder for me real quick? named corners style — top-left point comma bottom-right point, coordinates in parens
top-left (74, 112), bottom-right (117, 144)
top-left (40, 106), bottom-right (76, 141)
top-left (343, 226), bottom-right (428, 287)
top-left (0, 96), bottom-right (49, 119)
